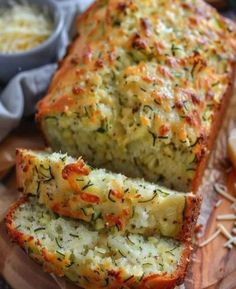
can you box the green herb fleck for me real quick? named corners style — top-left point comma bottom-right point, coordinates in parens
top-left (82, 180), bottom-right (93, 191)
top-left (55, 237), bottom-right (63, 249)
top-left (108, 190), bottom-right (116, 202)
top-left (138, 193), bottom-right (157, 203)
top-left (34, 227), bottom-right (46, 232)
top-left (118, 250), bottom-right (126, 257)
top-left (97, 127), bottom-right (106, 133)
top-left (69, 233), bottom-right (79, 238)
top-left (124, 275), bottom-right (134, 283)
top-left (56, 250), bottom-right (65, 257)
top-left (148, 130), bottom-right (157, 146)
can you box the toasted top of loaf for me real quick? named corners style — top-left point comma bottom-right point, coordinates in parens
top-left (16, 148), bottom-right (200, 239)
top-left (37, 0), bottom-right (236, 191)
top-left (6, 196), bottom-right (191, 289)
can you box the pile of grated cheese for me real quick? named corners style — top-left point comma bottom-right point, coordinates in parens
top-left (0, 4), bottom-right (53, 53)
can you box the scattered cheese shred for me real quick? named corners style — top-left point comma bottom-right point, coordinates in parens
top-left (215, 199), bottom-right (223, 208)
top-left (199, 223), bottom-right (236, 248)
top-left (224, 242), bottom-right (233, 249)
top-left (217, 224), bottom-right (230, 237)
top-left (224, 237), bottom-right (236, 249)
top-left (199, 229), bottom-right (221, 247)
top-left (213, 183), bottom-right (236, 203)
top-left (217, 224), bottom-right (235, 244)
top-left (231, 201), bottom-right (236, 212)
top-left (216, 214), bottom-right (236, 221)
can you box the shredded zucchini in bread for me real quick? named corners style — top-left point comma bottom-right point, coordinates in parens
top-left (37, 0), bottom-right (236, 191)
top-left (16, 149), bottom-right (200, 239)
top-left (6, 197), bottom-right (192, 289)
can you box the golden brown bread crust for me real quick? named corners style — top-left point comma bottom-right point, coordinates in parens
top-left (191, 65), bottom-right (235, 192)
top-left (179, 194), bottom-right (202, 241)
top-left (5, 197), bottom-right (70, 277)
top-left (36, 0), bottom-right (236, 192)
top-left (5, 197), bottom-right (193, 289)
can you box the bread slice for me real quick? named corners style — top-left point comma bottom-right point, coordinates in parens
top-left (6, 196), bottom-right (192, 289)
top-left (37, 0), bottom-right (236, 192)
top-left (16, 148), bottom-right (200, 240)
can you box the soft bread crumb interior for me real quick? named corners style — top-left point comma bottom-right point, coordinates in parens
top-left (13, 197), bottom-right (184, 282)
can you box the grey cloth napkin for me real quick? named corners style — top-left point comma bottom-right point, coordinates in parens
top-left (0, 0), bottom-right (94, 142)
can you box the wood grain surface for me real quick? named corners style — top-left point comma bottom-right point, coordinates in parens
top-left (186, 192), bottom-right (236, 289)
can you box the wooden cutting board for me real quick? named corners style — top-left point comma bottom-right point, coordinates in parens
top-left (0, 89), bottom-right (236, 289)
top-left (186, 183), bottom-right (236, 289)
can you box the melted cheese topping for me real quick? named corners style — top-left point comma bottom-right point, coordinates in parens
top-left (38, 0), bottom-right (236, 191)
top-left (0, 4), bottom-right (53, 53)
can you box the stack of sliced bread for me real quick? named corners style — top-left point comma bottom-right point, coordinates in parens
top-left (6, 149), bottom-right (200, 289)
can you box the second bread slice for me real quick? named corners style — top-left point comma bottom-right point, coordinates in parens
top-left (16, 149), bottom-right (200, 240)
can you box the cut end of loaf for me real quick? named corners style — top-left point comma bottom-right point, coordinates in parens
top-left (5, 197), bottom-right (192, 289)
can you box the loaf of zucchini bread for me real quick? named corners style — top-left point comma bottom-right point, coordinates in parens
top-left (16, 149), bottom-right (200, 239)
top-left (37, 0), bottom-right (236, 191)
top-left (6, 196), bottom-right (192, 289)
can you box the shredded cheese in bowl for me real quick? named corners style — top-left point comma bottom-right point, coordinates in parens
top-left (0, 3), bottom-right (54, 54)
